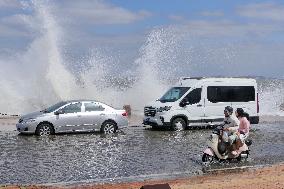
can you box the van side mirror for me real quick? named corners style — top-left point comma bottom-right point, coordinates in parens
top-left (179, 99), bottom-right (190, 107)
top-left (54, 109), bottom-right (64, 115)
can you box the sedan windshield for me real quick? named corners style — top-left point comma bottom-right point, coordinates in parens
top-left (41, 101), bottom-right (67, 113)
top-left (159, 87), bottom-right (190, 102)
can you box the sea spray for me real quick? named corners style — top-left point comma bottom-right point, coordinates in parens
top-left (32, 1), bottom-right (76, 100)
top-left (258, 79), bottom-right (284, 116)
top-left (121, 27), bottom-right (183, 113)
top-left (79, 48), bottom-right (119, 105)
top-left (0, 1), bottom-right (283, 117)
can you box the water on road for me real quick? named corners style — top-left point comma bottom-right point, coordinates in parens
top-left (0, 121), bottom-right (283, 185)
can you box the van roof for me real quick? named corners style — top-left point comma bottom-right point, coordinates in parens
top-left (178, 77), bottom-right (257, 86)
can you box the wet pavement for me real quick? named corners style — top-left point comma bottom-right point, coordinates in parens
top-left (0, 119), bottom-right (283, 185)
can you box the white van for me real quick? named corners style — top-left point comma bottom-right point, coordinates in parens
top-left (143, 77), bottom-right (259, 130)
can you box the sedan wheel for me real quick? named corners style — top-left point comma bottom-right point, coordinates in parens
top-left (36, 123), bottom-right (54, 136)
top-left (101, 121), bottom-right (117, 134)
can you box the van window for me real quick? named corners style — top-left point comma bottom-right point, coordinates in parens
top-left (184, 88), bottom-right (202, 104)
top-left (159, 87), bottom-right (190, 102)
top-left (207, 86), bottom-right (255, 103)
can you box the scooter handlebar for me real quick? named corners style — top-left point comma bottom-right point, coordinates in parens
top-left (212, 123), bottom-right (227, 134)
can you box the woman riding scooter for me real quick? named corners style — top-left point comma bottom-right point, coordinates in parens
top-left (225, 108), bottom-right (250, 155)
top-left (202, 108), bottom-right (251, 163)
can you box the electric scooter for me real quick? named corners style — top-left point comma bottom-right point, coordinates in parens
top-left (202, 125), bottom-right (252, 164)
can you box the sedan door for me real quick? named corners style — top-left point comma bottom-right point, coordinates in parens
top-left (81, 102), bottom-right (106, 131)
top-left (54, 102), bottom-right (83, 132)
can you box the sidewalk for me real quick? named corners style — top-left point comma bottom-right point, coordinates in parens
top-left (1, 163), bottom-right (283, 189)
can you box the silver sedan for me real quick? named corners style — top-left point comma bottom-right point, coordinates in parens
top-left (16, 100), bottom-right (129, 136)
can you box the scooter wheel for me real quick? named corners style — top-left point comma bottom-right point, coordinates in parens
top-left (237, 151), bottom-right (249, 161)
top-left (236, 155), bottom-right (242, 161)
top-left (202, 153), bottom-right (213, 163)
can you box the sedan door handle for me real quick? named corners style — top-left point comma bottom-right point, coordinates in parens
top-left (100, 113), bottom-right (105, 116)
top-left (77, 115), bottom-right (82, 117)
top-left (197, 104), bottom-right (202, 107)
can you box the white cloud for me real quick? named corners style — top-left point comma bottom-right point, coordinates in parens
top-left (1, 14), bottom-right (31, 26)
top-left (0, 13), bottom-right (34, 39)
top-left (200, 10), bottom-right (224, 17)
top-left (237, 2), bottom-right (284, 21)
top-left (0, 1), bottom-right (33, 38)
top-left (55, 0), bottom-right (152, 25)
top-left (168, 15), bottom-right (185, 22)
top-left (0, 0), bottom-right (21, 9)
top-left (0, 24), bottom-right (29, 37)
top-left (179, 19), bottom-right (284, 39)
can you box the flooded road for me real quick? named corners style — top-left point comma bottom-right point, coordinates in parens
top-left (0, 120), bottom-right (283, 185)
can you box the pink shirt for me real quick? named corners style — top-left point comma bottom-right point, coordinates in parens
top-left (238, 117), bottom-right (250, 134)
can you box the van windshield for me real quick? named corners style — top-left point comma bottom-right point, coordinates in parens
top-left (159, 87), bottom-right (190, 103)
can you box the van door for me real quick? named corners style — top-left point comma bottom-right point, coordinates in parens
top-left (203, 86), bottom-right (231, 122)
top-left (181, 88), bottom-right (204, 122)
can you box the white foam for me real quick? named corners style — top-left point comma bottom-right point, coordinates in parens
top-left (258, 79), bottom-right (284, 116)
top-left (0, 1), bottom-right (283, 117)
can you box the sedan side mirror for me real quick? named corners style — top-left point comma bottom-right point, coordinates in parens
top-left (54, 109), bottom-right (64, 115)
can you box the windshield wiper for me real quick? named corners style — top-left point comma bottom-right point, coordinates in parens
top-left (40, 109), bottom-right (49, 113)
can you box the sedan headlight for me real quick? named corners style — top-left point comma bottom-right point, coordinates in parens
top-left (157, 106), bottom-right (172, 112)
top-left (22, 118), bottom-right (36, 123)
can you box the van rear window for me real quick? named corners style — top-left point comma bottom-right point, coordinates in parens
top-left (207, 86), bottom-right (255, 103)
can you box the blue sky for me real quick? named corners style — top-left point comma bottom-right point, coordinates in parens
top-left (1, 0), bottom-right (284, 78)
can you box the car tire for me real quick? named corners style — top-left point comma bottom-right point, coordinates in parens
top-left (35, 123), bottom-right (54, 136)
top-left (100, 121), bottom-right (117, 134)
top-left (171, 117), bottom-right (186, 131)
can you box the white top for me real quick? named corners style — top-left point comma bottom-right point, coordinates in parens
top-left (223, 115), bottom-right (240, 129)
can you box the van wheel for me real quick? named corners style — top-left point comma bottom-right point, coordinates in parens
top-left (35, 123), bottom-right (54, 136)
top-left (101, 121), bottom-right (117, 134)
top-left (171, 118), bottom-right (186, 131)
